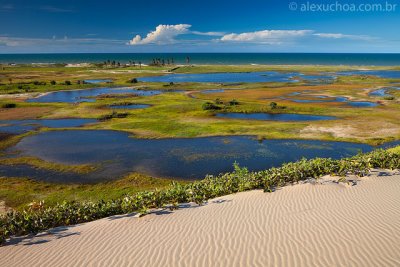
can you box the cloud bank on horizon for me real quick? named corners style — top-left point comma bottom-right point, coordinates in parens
top-left (127, 24), bottom-right (376, 46)
top-left (0, 23), bottom-right (383, 53)
top-left (0, 24), bottom-right (375, 49)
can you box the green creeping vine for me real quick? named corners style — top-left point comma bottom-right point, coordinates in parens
top-left (1, 148), bottom-right (399, 244)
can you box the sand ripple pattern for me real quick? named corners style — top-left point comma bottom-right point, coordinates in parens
top-left (1, 171), bottom-right (400, 267)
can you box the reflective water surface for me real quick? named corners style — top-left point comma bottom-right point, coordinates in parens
top-left (2, 130), bottom-right (396, 183)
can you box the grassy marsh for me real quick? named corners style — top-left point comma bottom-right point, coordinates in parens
top-left (0, 173), bottom-right (179, 209)
top-left (0, 64), bottom-right (399, 212)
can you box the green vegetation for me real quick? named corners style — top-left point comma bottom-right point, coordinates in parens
top-left (1, 80), bottom-right (399, 144)
top-left (229, 99), bottom-right (239, 106)
top-left (202, 101), bottom-right (222, 110)
top-left (0, 64), bottom-right (172, 94)
top-left (1, 147), bottom-right (399, 244)
top-left (0, 157), bottom-right (96, 174)
top-left (1, 103), bottom-right (16, 108)
top-left (98, 111), bottom-right (129, 121)
top-left (269, 102), bottom-right (278, 109)
top-left (0, 79), bottom-right (102, 94)
top-left (0, 173), bottom-right (178, 210)
top-left (384, 96), bottom-right (395, 100)
top-left (0, 132), bottom-right (34, 151)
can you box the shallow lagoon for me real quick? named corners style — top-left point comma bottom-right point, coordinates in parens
top-left (369, 87), bottom-right (400, 97)
top-left (139, 71), bottom-right (334, 83)
top-left (348, 101), bottom-right (378, 107)
top-left (84, 79), bottom-right (113, 84)
top-left (201, 89), bottom-right (226, 94)
top-left (27, 88), bottom-right (162, 103)
top-left (2, 130), bottom-right (396, 183)
top-left (280, 93), bottom-right (378, 107)
top-left (282, 95), bottom-right (348, 103)
top-left (369, 88), bottom-right (391, 97)
top-left (139, 70), bottom-right (400, 84)
top-left (0, 119), bottom-right (97, 134)
top-left (337, 70), bottom-right (400, 79)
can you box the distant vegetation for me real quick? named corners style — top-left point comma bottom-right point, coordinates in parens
top-left (1, 103), bottom-right (16, 109)
top-left (98, 111), bottom-right (128, 121)
top-left (384, 96), bottom-right (395, 100)
top-left (269, 102), bottom-right (286, 110)
top-left (202, 101), bottom-right (222, 110)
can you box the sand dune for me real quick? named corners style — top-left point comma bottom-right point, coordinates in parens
top-left (1, 170), bottom-right (400, 267)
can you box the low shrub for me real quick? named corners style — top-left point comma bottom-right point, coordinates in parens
top-left (229, 99), bottom-right (239, 106)
top-left (0, 147), bottom-right (399, 244)
top-left (17, 85), bottom-right (31, 90)
top-left (215, 98), bottom-right (223, 104)
top-left (98, 111), bottom-right (128, 121)
top-left (269, 102), bottom-right (286, 110)
top-left (383, 96), bottom-right (395, 100)
top-left (32, 81), bottom-right (46, 86)
top-left (202, 102), bottom-right (221, 110)
top-left (1, 103), bottom-right (16, 108)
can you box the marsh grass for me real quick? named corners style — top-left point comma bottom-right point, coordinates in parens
top-left (1, 66), bottom-right (398, 143)
top-left (0, 157), bottom-right (96, 174)
top-left (0, 132), bottom-right (34, 151)
top-left (0, 173), bottom-right (178, 210)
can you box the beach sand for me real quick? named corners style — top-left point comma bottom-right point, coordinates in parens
top-left (1, 170), bottom-right (400, 266)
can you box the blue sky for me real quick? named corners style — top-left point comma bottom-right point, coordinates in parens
top-left (0, 0), bottom-right (399, 53)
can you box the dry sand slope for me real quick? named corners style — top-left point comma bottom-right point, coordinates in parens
top-left (1, 170), bottom-right (400, 267)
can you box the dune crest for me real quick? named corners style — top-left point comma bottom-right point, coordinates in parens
top-left (1, 171), bottom-right (400, 267)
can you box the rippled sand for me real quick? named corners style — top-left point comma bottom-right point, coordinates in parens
top-left (1, 170), bottom-right (400, 267)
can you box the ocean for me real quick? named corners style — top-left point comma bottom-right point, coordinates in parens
top-left (0, 53), bottom-right (400, 66)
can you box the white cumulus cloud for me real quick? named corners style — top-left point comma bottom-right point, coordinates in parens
top-left (129, 24), bottom-right (191, 45)
top-left (314, 33), bottom-right (373, 41)
top-left (220, 30), bottom-right (313, 44)
top-left (0, 36), bottom-right (125, 47)
top-left (191, 31), bottom-right (225, 36)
